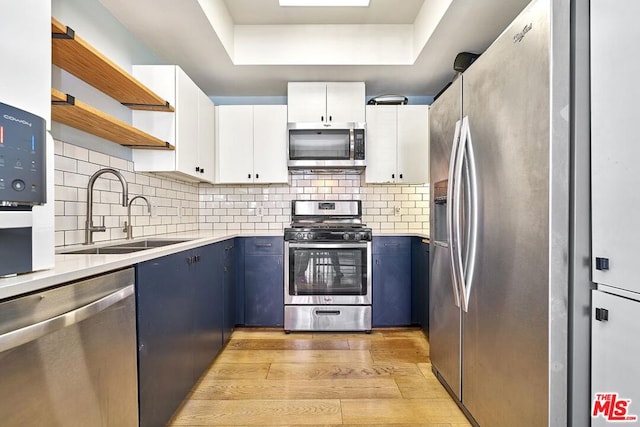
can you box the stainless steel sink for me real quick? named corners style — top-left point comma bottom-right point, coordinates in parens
top-left (62, 247), bottom-right (150, 255)
top-left (60, 238), bottom-right (194, 255)
top-left (107, 239), bottom-right (193, 249)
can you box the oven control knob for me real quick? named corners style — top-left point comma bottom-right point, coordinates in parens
top-left (304, 233), bottom-right (311, 240)
top-left (343, 233), bottom-right (352, 241)
top-left (295, 232), bottom-right (302, 240)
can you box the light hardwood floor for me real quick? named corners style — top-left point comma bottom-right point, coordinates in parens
top-left (169, 328), bottom-right (470, 426)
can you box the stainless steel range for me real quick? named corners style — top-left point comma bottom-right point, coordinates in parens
top-left (284, 200), bottom-right (372, 332)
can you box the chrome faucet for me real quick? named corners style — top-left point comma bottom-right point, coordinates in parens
top-left (124, 195), bottom-right (152, 240)
top-left (85, 168), bottom-right (128, 245)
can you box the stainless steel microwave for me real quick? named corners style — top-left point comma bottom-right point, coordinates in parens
top-left (287, 123), bottom-right (366, 170)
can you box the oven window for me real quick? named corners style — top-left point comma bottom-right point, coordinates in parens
top-left (289, 247), bottom-right (367, 295)
top-left (289, 130), bottom-right (350, 160)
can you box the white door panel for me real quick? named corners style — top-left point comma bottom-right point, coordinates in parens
top-left (591, 0), bottom-right (640, 292)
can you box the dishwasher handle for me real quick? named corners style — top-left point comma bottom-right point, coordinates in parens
top-left (0, 284), bottom-right (134, 353)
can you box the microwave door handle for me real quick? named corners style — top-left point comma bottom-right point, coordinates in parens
top-left (349, 128), bottom-right (355, 160)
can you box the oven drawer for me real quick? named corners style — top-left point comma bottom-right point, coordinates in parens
top-left (284, 305), bottom-right (371, 331)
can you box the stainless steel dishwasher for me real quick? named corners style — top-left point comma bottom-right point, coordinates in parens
top-left (0, 268), bottom-right (138, 426)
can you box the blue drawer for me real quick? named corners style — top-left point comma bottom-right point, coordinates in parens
top-left (243, 237), bottom-right (284, 256)
top-left (372, 236), bottom-right (411, 255)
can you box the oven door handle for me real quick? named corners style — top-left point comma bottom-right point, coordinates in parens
top-left (287, 242), bottom-right (369, 249)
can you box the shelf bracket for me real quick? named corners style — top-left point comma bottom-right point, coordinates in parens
top-left (52, 25), bottom-right (74, 40)
top-left (52, 94), bottom-right (75, 106)
top-left (121, 101), bottom-right (173, 111)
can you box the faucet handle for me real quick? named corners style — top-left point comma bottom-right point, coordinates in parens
top-left (96, 216), bottom-right (107, 232)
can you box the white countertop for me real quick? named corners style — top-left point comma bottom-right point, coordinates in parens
top-left (0, 230), bottom-right (429, 300)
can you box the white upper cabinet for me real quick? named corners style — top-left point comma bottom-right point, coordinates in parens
top-left (215, 105), bottom-right (288, 184)
top-left (197, 90), bottom-right (216, 183)
top-left (253, 105), bottom-right (288, 184)
top-left (287, 82), bottom-right (365, 124)
top-left (365, 105), bottom-right (429, 184)
top-left (365, 105), bottom-right (397, 183)
top-left (132, 65), bottom-right (215, 183)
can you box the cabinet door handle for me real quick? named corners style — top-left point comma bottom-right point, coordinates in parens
top-left (200, 168), bottom-right (205, 174)
top-left (392, 174), bottom-right (395, 179)
top-left (399, 173), bottom-right (403, 179)
top-left (256, 173), bottom-right (259, 179)
top-left (384, 243), bottom-right (400, 247)
top-left (321, 115), bottom-right (324, 122)
top-left (248, 174), bottom-right (251, 179)
top-left (255, 243), bottom-right (273, 247)
top-left (195, 166), bottom-right (200, 172)
top-left (329, 115), bottom-right (332, 122)
top-left (595, 307), bottom-right (609, 322)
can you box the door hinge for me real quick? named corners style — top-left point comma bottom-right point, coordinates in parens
top-left (595, 307), bottom-right (609, 322)
top-left (595, 257), bottom-right (610, 271)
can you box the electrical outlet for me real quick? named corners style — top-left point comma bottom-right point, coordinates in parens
top-left (257, 206), bottom-right (264, 217)
top-left (394, 206), bottom-right (401, 216)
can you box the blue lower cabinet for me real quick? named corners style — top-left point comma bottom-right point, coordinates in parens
top-left (372, 237), bottom-right (412, 327)
top-left (192, 244), bottom-right (223, 380)
top-left (411, 237), bottom-right (430, 333)
top-left (136, 243), bottom-right (227, 427)
top-left (222, 240), bottom-right (236, 343)
top-left (243, 237), bottom-right (284, 327)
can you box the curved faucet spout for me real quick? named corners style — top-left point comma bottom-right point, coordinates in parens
top-left (124, 195), bottom-right (152, 240)
top-left (85, 168), bottom-right (129, 245)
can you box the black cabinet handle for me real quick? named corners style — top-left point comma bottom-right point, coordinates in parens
top-left (248, 174), bottom-right (251, 179)
top-left (595, 257), bottom-right (609, 271)
top-left (256, 173), bottom-right (259, 179)
top-left (321, 115), bottom-right (324, 122)
top-left (195, 166), bottom-right (200, 172)
top-left (329, 115), bottom-right (332, 122)
top-left (392, 174), bottom-right (395, 179)
top-left (200, 168), bottom-right (205, 174)
top-left (399, 173), bottom-right (403, 179)
top-left (595, 307), bottom-right (609, 321)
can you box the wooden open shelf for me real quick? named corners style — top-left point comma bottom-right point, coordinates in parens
top-left (52, 17), bottom-right (174, 112)
top-left (51, 89), bottom-right (174, 150)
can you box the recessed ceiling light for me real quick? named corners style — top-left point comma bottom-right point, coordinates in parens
top-left (279, 0), bottom-right (370, 6)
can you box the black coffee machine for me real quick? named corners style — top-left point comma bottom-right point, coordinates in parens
top-left (0, 102), bottom-right (47, 276)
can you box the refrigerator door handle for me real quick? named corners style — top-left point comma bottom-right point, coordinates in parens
top-left (452, 118), bottom-right (467, 312)
top-left (447, 119), bottom-right (462, 307)
top-left (458, 116), bottom-right (479, 313)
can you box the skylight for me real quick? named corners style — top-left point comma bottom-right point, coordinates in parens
top-left (279, 0), bottom-right (370, 7)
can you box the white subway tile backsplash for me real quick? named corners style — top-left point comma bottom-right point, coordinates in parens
top-left (54, 141), bottom-right (430, 247)
top-left (56, 156), bottom-right (78, 173)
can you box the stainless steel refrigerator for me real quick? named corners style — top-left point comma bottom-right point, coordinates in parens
top-left (429, 0), bottom-right (571, 425)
